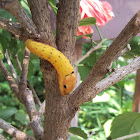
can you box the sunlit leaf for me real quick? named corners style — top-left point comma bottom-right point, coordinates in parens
top-left (111, 112), bottom-right (140, 140)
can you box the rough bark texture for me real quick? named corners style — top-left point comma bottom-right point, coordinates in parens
top-left (56, 0), bottom-right (80, 62)
top-left (132, 69), bottom-right (140, 112)
top-left (26, 0), bottom-right (80, 139)
top-left (0, 0), bottom-right (140, 139)
top-left (27, 0), bottom-right (56, 46)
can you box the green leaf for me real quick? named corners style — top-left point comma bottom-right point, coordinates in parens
top-left (28, 53), bottom-right (39, 78)
top-left (79, 17), bottom-right (96, 26)
top-left (49, 0), bottom-right (58, 14)
top-left (20, 0), bottom-right (31, 17)
top-left (15, 111), bottom-right (29, 125)
top-left (111, 112), bottom-right (140, 140)
top-left (0, 9), bottom-right (17, 21)
top-left (0, 107), bottom-right (17, 120)
top-left (78, 52), bottom-right (97, 80)
top-left (69, 127), bottom-right (88, 139)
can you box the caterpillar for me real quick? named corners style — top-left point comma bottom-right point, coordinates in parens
top-left (25, 39), bottom-right (76, 95)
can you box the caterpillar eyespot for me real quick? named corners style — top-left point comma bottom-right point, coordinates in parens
top-left (25, 39), bottom-right (76, 95)
top-left (63, 85), bottom-right (67, 89)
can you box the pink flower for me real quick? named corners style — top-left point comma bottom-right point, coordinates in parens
top-left (77, 0), bottom-right (114, 38)
top-left (77, 26), bottom-right (93, 37)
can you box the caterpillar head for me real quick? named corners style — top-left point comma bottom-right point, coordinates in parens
top-left (60, 71), bottom-right (76, 95)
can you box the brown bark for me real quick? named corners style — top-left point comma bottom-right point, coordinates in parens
top-left (0, 0), bottom-right (140, 139)
top-left (27, 0), bottom-right (56, 46)
top-left (27, 1), bottom-right (80, 139)
top-left (132, 69), bottom-right (140, 112)
top-left (56, 0), bottom-right (80, 62)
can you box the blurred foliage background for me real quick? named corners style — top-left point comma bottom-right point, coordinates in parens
top-left (0, 0), bottom-right (140, 140)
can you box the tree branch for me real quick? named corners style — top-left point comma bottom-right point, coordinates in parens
top-left (70, 56), bottom-right (140, 106)
top-left (94, 57), bottom-right (140, 95)
top-left (5, 50), bottom-right (19, 84)
top-left (14, 54), bottom-right (22, 71)
top-left (0, 17), bottom-right (29, 41)
top-left (108, 44), bottom-right (131, 72)
top-left (27, 0), bottom-right (56, 46)
top-left (70, 10), bottom-right (140, 107)
top-left (0, 0), bottom-right (37, 37)
top-left (14, 54), bottom-right (41, 107)
top-left (74, 41), bottom-right (103, 66)
top-left (116, 44), bottom-right (131, 59)
top-left (38, 100), bottom-right (45, 117)
top-left (0, 118), bottom-right (34, 140)
top-left (0, 134), bottom-right (7, 140)
top-left (19, 48), bottom-right (36, 118)
top-left (56, 0), bottom-right (80, 61)
top-left (19, 48), bottom-right (43, 139)
top-left (0, 17), bottom-right (21, 35)
top-left (27, 81), bottom-right (42, 107)
top-left (0, 60), bottom-right (22, 101)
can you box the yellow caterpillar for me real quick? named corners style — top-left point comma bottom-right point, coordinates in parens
top-left (25, 39), bottom-right (76, 95)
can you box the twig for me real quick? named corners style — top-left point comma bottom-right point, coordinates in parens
top-left (0, 134), bottom-right (7, 140)
top-left (108, 44), bottom-right (131, 72)
top-left (19, 48), bottom-right (44, 139)
top-left (19, 48), bottom-right (36, 119)
top-left (27, 81), bottom-right (42, 107)
top-left (0, 60), bottom-right (22, 101)
top-left (74, 41), bottom-right (103, 66)
top-left (0, 17), bottom-right (23, 36)
top-left (38, 100), bottom-right (46, 117)
top-left (14, 53), bottom-right (41, 106)
top-left (14, 54), bottom-right (22, 71)
top-left (113, 131), bottom-right (140, 140)
top-left (0, 118), bottom-right (34, 140)
top-left (5, 50), bottom-right (19, 84)
top-left (116, 44), bottom-right (131, 60)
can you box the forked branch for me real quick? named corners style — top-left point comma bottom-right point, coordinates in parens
top-left (70, 10), bottom-right (140, 107)
top-left (0, 0), bottom-right (37, 37)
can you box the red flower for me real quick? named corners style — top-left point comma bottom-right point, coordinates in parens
top-left (77, 0), bottom-right (114, 38)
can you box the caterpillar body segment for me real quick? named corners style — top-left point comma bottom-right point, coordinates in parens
top-left (25, 39), bottom-right (76, 95)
